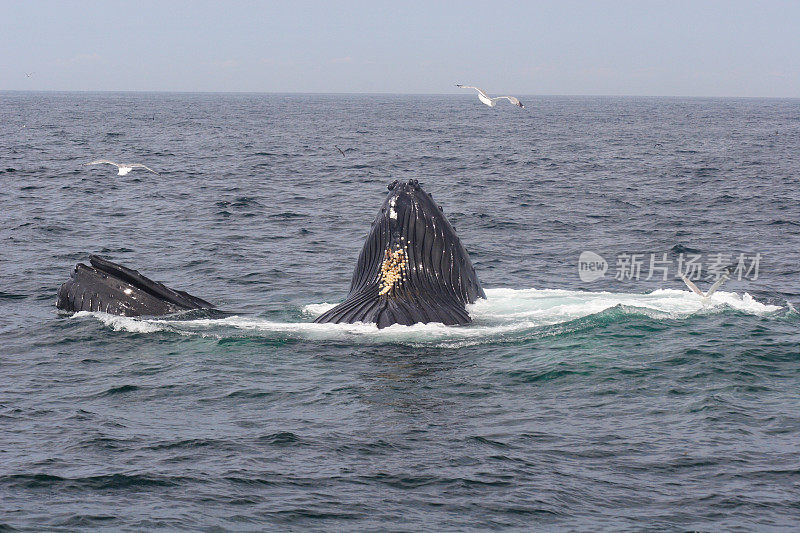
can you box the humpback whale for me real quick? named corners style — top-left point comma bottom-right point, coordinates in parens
top-left (56, 255), bottom-right (214, 316)
top-left (314, 179), bottom-right (485, 327)
top-left (56, 180), bottom-right (485, 328)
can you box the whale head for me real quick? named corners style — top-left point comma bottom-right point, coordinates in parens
top-left (314, 179), bottom-right (485, 328)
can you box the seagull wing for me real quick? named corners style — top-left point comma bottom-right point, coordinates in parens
top-left (703, 273), bottom-right (729, 298)
top-left (456, 84), bottom-right (490, 99)
top-left (128, 163), bottom-right (160, 175)
top-left (679, 272), bottom-right (706, 297)
top-left (496, 96), bottom-right (525, 108)
top-left (85, 160), bottom-right (119, 167)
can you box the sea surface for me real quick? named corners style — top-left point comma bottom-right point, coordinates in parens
top-left (1, 92), bottom-right (799, 531)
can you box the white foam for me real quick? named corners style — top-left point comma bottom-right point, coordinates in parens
top-left (302, 302), bottom-right (337, 316)
top-left (72, 311), bottom-right (168, 334)
top-left (76, 288), bottom-right (782, 345)
top-left (469, 287), bottom-right (778, 325)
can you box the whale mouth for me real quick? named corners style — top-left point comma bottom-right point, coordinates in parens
top-left (55, 180), bottom-right (485, 329)
top-left (314, 179), bottom-right (485, 328)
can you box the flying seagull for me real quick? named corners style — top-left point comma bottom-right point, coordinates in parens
top-left (84, 160), bottom-right (160, 176)
top-left (456, 84), bottom-right (524, 108)
top-left (680, 271), bottom-right (730, 300)
top-left (25, 72), bottom-right (34, 78)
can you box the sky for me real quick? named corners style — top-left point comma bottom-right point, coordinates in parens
top-left (2, 0), bottom-right (799, 97)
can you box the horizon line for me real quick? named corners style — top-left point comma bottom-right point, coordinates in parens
top-left (2, 89), bottom-right (799, 100)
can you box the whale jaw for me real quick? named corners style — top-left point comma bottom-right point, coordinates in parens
top-left (56, 255), bottom-right (214, 316)
top-left (314, 180), bottom-right (485, 328)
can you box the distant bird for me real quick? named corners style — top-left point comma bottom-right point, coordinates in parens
top-left (680, 271), bottom-right (729, 300)
top-left (456, 84), bottom-right (524, 108)
top-left (84, 159), bottom-right (159, 176)
top-left (334, 145), bottom-right (346, 157)
top-left (25, 72), bottom-right (34, 78)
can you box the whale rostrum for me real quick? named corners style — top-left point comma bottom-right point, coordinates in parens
top-left (314, 179), bottom-right (485, 327)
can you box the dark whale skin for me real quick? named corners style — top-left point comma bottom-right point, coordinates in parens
top-left (314, 179), bottom-right (485, 328)
top-left (55, 180), bottom-right (484, 326)
top-left (56, 255), bottom-right (214, 317)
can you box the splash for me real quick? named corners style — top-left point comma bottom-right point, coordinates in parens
top-left (73, 287), bottom-right (782, 347)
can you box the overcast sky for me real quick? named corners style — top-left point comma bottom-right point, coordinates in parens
top-left (2, 0), bottom-right (798, 96)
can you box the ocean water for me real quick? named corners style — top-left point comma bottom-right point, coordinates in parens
top-left (1, 92), bottom-right (799, 531)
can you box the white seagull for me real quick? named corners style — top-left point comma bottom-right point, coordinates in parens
top-left (680, 271), bottom-right (730, 300)
top-left (84, 159), bottom-right (160, 176)
top-left (456, 84), bottom-right (524, 108)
